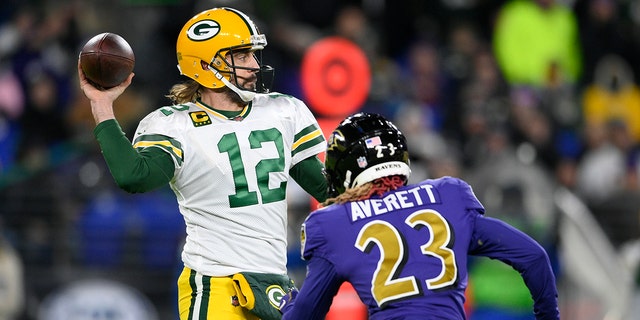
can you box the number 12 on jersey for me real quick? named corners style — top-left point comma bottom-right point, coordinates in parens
top-left (218, 129), bottom-right (286, 208)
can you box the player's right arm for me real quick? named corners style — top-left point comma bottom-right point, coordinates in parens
top-left (93, 120), bottom-right (175, 193)
top-left (78, 59), bottom-right (175, 193)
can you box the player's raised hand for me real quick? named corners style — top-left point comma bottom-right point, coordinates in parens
top-left (78, 59), bottom-right (134, 103)
top-left (78, 59), bottom-right (134, 124)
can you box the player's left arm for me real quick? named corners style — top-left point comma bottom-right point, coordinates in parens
top-left (290, 156), bottom-right (328, 202)
top-left (286, 95), bottom-right (327, 202)
top-left (469, 214), bottom-right (560, 320)
top-left (281, 256), bottom-right (342, 320)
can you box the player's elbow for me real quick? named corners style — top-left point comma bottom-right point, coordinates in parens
top-left (532, 243), bottom-right (552, 263)
top-left (521, 243), bottom-right (554, 274)
top-left (112, 173), bottom-right (148, 193)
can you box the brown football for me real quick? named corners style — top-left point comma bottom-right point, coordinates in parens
top-left (79, 32), bottom-right (135, 89)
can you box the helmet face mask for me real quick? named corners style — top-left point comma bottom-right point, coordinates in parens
top-left (325, 112), bottom-right (411, 197)
top-left (211, 49), bottom-right (274, 94)
top-left (177, 7), bottom-right (274, 101)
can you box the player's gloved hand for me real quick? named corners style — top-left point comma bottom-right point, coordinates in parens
top-left (278, 288), bottom-right (299, 313)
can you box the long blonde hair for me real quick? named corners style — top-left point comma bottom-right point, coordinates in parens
top-left (166, 79), bottom-right (201, 104)
top-left (166, 79), bottom-right (245, 106)
top-left (320, 175), bottom-right (406, 207)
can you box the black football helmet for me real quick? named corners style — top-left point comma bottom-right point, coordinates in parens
top-left (325, 112), bottom-right (411, 197)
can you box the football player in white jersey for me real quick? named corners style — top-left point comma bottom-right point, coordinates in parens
top-left (78, 7), bottom-right (327, 320)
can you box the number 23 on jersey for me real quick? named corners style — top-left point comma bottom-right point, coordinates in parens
top-left (355, 209), bottom-right (458, 308)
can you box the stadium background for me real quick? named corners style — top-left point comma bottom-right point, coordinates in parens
top-left (1, 0), bottom-right (640, 319)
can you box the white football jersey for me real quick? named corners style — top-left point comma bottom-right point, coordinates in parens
top-left (132, 93), bottom-right (325, 276)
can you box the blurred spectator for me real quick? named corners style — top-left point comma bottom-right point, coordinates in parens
top-left (0, 66), bottom-right (23, 120)
top-left (574, 121), bottom-right (627, 205)
top-left (508, 87), bottom-right (564, 171)
top-left (575, 0), bottom-right (640, 89)
top-left (607, 119), bottom-right (640, 192)
top-left (15, 70), bottom-right (70, 171)
top-left (0, 66), bottom-right (23, 173)
top-left (575, 118), bottom-right (640, 249)
top-left (440, 23), bottom-right (502, 141)
top-left (582, 54), bottom-right (640, 144)
top-left (332, 5), bottom-right (406, 119)
top-left (393, 104), bottom-right (449, 182)
top-left (393, 41), bottom-right (449, 131)
top-left (4, 2), bottom-right (81, 175)
top-left (10, 2), bottom-right (77, 105)
top-left (263, 6), bottom-right (322, 98)
top-left (332, 5), bottom-right (379, 61)
top-left (450, 47), bottom-right (510, 168)
top-left (441, 21), bottom-right (482, 87)
top-left (0, 6), bottom-right (31, 173)
top-left (390, 40), bottom-right (455, 181)
top-left (493, 0), bottom-right (582, 87)
top-left (0, 234), bottom-right (24, 320)
top-left (0, 5), bottom-right (35, 65)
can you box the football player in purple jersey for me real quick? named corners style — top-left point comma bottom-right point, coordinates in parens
top-left (280, 112), bottom-right (559, 320)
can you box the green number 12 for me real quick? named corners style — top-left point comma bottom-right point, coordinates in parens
top-left (218, 128), bottom-right (286, 208)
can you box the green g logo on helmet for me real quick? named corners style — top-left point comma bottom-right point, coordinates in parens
top-left (186, 20), bottom-right (220, 41)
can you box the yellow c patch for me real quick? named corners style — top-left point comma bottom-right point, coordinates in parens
top-left (190, 111), bottom-right (211, 127)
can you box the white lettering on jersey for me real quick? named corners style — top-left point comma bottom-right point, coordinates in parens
top-left (350, 184), bottom-right (438, 222)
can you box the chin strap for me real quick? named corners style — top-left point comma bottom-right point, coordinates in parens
top-left (207, 64), bottom-right (256, 102)
top-left (220, 76), bottom-right (256, 102)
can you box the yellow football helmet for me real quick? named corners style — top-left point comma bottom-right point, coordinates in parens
top-left (176, 7), bottom-right (273, 101)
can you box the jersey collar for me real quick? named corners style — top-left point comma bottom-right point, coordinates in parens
top-left (195, 99), bottom-right (252, 121)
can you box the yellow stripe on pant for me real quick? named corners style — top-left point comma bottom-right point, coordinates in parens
top-left (178, 267), bottom-right (260, 320)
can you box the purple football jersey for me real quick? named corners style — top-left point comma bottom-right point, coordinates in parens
top-left (301, 176), bottom-right (479, 318)
top-left (282, 176), bottom-right (559, 320)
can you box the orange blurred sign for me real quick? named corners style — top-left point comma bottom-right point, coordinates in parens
top-left (301, 37), bottom-right (371, 117)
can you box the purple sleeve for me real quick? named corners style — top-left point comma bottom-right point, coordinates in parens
top-left (281, 257), bottom-right (343, 320)
top-left (469, 215), bottom-right (560, 320)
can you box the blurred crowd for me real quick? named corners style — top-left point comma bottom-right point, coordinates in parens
top-left (1, 0), bottom-right (640, 319)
